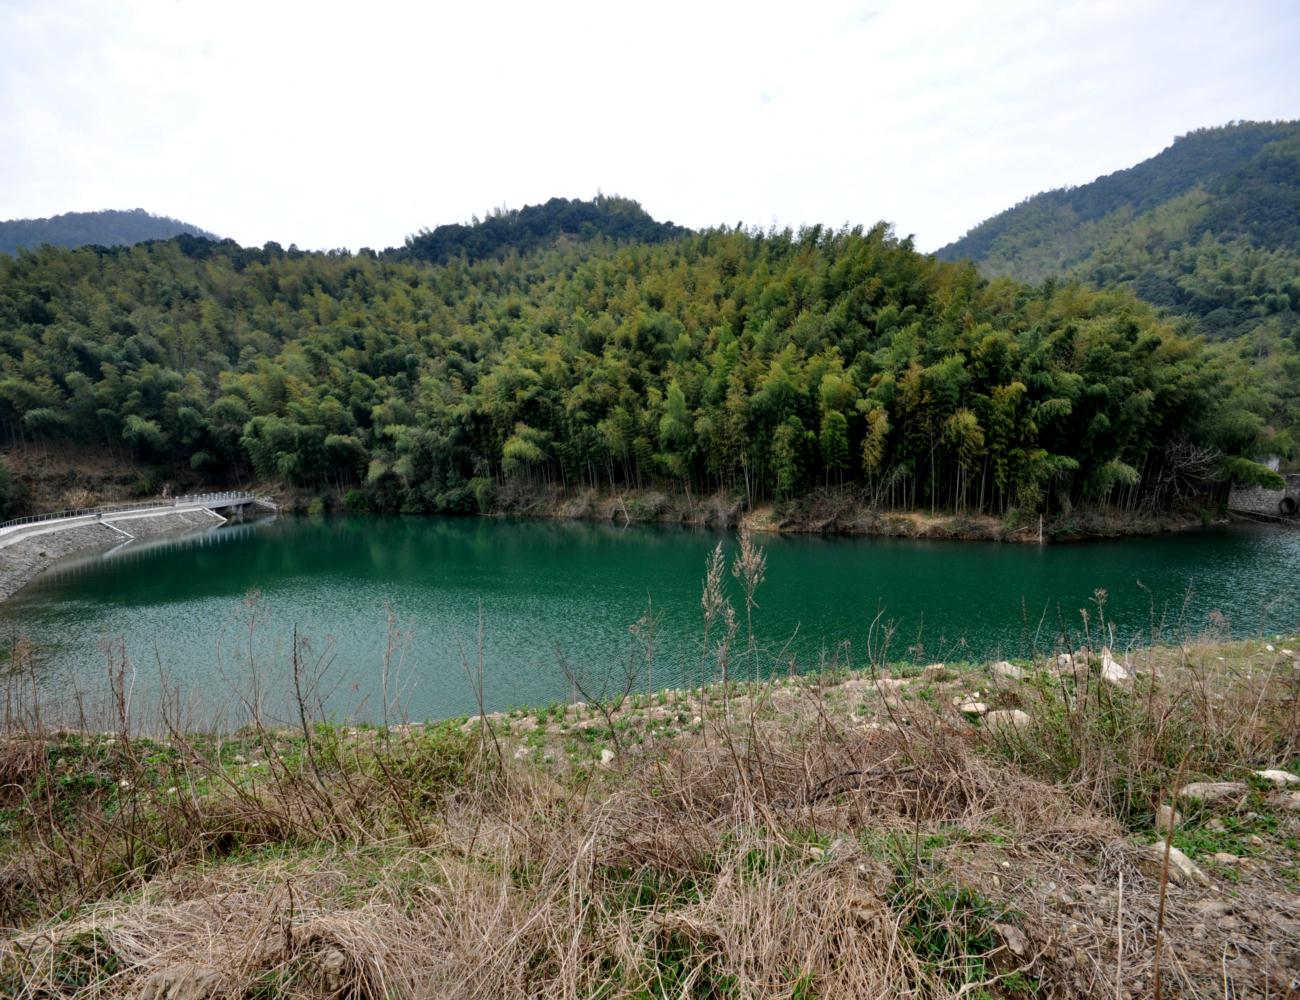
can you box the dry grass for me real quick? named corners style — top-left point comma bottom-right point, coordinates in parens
top-left (0, 540), bottom-right (1297, 998)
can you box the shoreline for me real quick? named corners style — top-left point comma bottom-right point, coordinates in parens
top-left (445, 485), bottom-right (1223, 544)
top-left (0, 509), bottom-right (225, 604)
top-left (0, 485), bottom-right (1250, 610)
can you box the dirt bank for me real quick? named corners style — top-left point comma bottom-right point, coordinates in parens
top-left (482, 483), bottom-right (1218, 542)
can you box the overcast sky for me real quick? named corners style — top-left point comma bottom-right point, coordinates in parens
top-left (2, 0), bottom-right (1297, 253)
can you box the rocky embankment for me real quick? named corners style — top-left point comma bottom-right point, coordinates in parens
top-left (0, 509), bottom-right (221, 603)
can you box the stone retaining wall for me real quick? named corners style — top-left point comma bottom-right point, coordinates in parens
top-left (1227, 473), bottom-right (1300, 518)
top-left (0, 510), bottom-right (221, 603)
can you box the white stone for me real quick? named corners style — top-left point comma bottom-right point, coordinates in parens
top-left (991, 660), bottom-right (1026, 682)
top-left (599, 748), bottom-right (616, 767)
top-left (1271, 790), bottom-right (1300, 811)
top-left (1254, 769), bottom-right (1300, 787)
top-left (919, 663), bottom-right (949, 682)
top-left (956, 700), bottom-right (988, 716)
top-left (985, 709), bottom-right (1032, 731)
top-left (1100, 650), bottom-right (1131, 685)
top-left (1143, 841), bottom-right (1209, 886)
top-left (994, 922), bottom-right (1029, 958)
top-left (1155, 804), bottom-right (1182, 831)
top-left (1178, 781), bottom-right (1248, 805)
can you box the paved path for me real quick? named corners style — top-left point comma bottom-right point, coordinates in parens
top-left (0, 493), bottom-right (276, 602)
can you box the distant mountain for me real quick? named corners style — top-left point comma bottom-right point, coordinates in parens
top-left (937, 121), bottom-right (1300, 341)
top-left (0, 208), bottom-right (217, 256)
top-left (393, 195), bottom-right (688, 265)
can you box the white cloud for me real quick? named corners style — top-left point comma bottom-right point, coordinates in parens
top-left (1, 0), bottom-right (1296, 251)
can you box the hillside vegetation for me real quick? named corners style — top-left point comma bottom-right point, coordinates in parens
top-left (392, 194), bottom-right (687, 265)
top-left (0, 209), bottom-right (217, 257)
top-left (938, 121), bottom-right (1300, 349)
top-left (0, 197), bottom-right (1293, 523)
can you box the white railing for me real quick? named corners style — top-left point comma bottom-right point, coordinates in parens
top-left (0, 492), bottom-right (261, 531)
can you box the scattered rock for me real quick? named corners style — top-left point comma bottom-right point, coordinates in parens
top-left (956, 700), bottom-right (988, 716)
top-left (313, 947), bottom-right (350, 992)
top-left (1142, 841), bottom-right (1209, 886)
top-left (1211, 852), bottom-right (1239, 866)
top-left (1270, 790), bottom-right (1300, 811)
top-left (599, 748), bottom-right (616, 767)
top-left (1194, 898), bottom-right (1233, 919)
top-left (994, 922), bottom-right (1029, 958)
top-left (985, 709), bottom-right (1033, 732)
top-left (136, 964), bottom-right (228, 1000)
top-left (1253, 769), bottom-right (1300, 787)
top-left (1178, 781), bottom-right (1248, 805)
top-left (1100, 649), bottom-right (1131, 685)
top-left (919, 663), bottom-right (949, 683)
top-left (1056, 652), bottom-right (1074, 672)
top-left (991, 660), bottom-right (1026, 683)
top-left (1247, 834), bottom-right (1265, 848)
top-left (1155, 804), bottom-right (1182, 831)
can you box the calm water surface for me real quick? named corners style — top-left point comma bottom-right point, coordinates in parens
top-left (2, 515), bottom-right (1296, 724)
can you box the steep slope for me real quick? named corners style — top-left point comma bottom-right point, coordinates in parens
top-left (0, 208), bottom-right (218, 255)
top-left (941, 122), bottom-right (1294, 284)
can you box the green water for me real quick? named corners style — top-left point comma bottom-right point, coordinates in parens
top-left (2, 515), bottom-right (1297, 725)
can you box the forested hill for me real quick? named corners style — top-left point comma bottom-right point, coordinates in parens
top-left (392, 195), bottom-right (687, 264)
top-left (1, 219), bottom-right (1292, 523)
top-left (937, 121), bottom-right (1300, 341)
top-left (0, 209), bottom-right (218, 256)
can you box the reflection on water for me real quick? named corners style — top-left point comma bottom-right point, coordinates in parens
top-left (2, 514), bottom-right (1297, 725)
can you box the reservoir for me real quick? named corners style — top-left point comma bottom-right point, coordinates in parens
top-left (2, 515), bottom-right (1297, 725)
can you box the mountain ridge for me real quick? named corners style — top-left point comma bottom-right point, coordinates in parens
top-left (935, 121), bottom-right (1300, 343)
top-left (0, 208), bottom-right (218, 256)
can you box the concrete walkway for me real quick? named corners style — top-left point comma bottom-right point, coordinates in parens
top-left (0, 502), bottom-right (226, 550)
top-left (0, 494), bottom-right (275, 602)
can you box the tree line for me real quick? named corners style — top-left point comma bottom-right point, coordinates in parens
top-left (0, 212), bottom-right (1291, 520)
